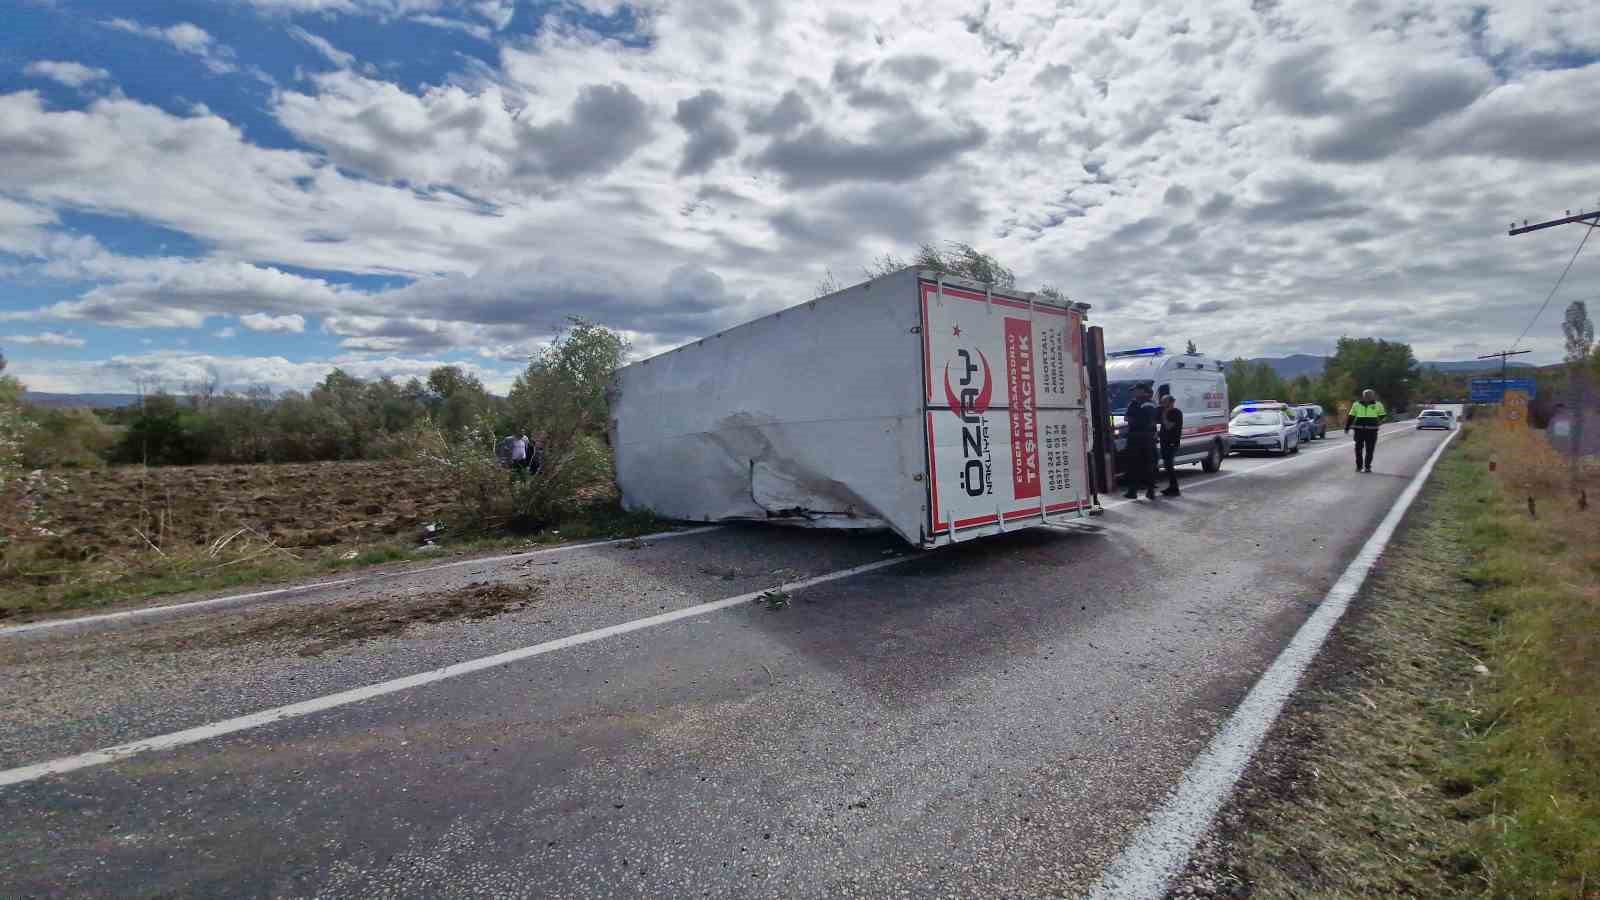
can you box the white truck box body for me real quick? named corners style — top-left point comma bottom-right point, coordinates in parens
top-left (610, 269), bottom-right (1094, 548)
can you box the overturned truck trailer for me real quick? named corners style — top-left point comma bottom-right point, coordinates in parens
top-left (610, 268), bottom-right (1113, 549)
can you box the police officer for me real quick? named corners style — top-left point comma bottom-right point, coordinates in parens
top-left (1158, 393), bottom-right (1184, 496)
top-left (1123, 383), bottom-right (1159, 500)
top-left (1344, 388), bottom-right (1387, 473)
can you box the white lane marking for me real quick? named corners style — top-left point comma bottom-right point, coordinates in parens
top-left (0, 555), bottom-right (912, 788)
top-left (0, 527), bottom-right (722, 638)
top-left (9, 425), bottom-right (1419, 635)
top-left (0, 423), bottom-right (1439, 785)
top-left (1085, 428), bottom-right (1459, 899)
top-left (1096, 422), bottom-right (1418, 511)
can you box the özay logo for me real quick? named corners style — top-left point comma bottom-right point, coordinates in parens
top-left (944, 349), bottom-right (992, 420)
top-left (945, 348), bottom-right (995, 498)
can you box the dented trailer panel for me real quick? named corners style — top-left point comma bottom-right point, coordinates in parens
top-left (609, 269), bottom-right (1093, 549)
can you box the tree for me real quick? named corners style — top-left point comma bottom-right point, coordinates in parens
top-left (1564, 300), bottom-right (1594, 370)
top-left (426, 365), bottom-right (493, 437)
top-left (0, 350), bottom-right (29, 474)
top-left (505, 319), bottom-right (630, 522)
top-left (1324, 337), bottom-right (1419, 411)
top-left (1185, 340), bottom-right (1198, 355)
top-left (21, 407), bottom-right (116, 468)
top-left (183, 366), bottom-right (221, 410)
top-left (1562, 300), bottom-right (1593, 480)
top-left (0, 350), bottom-right (43, 541)
top-left (117, 393), bottom-right (200, 465)
top-left (1224, 358), bottom-right (1287, 405)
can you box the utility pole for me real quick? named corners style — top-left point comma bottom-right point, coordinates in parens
top-left (1477, 349), bottom-right (1533, 385)
top-left (1501, 203), bottom-right (1597, 390)
top-left (1508, 209), bottom-right (1600, 236)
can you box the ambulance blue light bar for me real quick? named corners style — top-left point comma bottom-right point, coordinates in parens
top-left (1107, 346), bottom-right (1165, 358)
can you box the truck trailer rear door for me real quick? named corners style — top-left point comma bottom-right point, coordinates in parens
top-left (919, 278), bottom-right (1092, 545)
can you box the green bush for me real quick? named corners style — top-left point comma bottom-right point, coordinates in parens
top-left (429, 425), bottom-right (514, 528)
top-left (21, 407), bottom-right (118, 468)
top-left (504, 319), bottom-right (629, 524)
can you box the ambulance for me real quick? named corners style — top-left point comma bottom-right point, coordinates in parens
top-left (1105, 347), bottom-right (1231, 475)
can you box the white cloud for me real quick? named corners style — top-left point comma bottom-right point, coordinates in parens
top-left (103, 18), bottom-right (238, 74)
top-left (4, 0), bottom-right (1599, 388)
top-left (239, 312), bottom-right (308, 333)
top-left (409, 13), bottom-right (492, 41)
top-left (214, 326), bottom-right (239, 339)
top-left (241, 0), bottom-right (519, 31)
top-left (287, 26), bottom-right (356, 69)
top-left (23, 60), bottom-right (111, 88)
top-left (2, 331), bottom-right (86, 348)
top-left (9, 350), bottom-right (520, 395)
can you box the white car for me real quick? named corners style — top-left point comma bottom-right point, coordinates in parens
top-left (1228, 403), bottom-right (1301, 455)
top-left (1416, 409), bottom-right (1454, 430)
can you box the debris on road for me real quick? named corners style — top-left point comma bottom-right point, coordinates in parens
top-left (757, 588), bottom-right (791, 611)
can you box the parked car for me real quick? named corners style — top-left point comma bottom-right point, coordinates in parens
top-left (1295, 404), bottom-right (1327, 440)
top-left (1228, 402), bottom-right (1301, 456)
top-left (1416, 409), bottom-right (1454, 430)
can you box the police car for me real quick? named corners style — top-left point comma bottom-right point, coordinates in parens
top-left (1228, 401), bottom-right (1301, 455)
top-left (1106, 346), bottom-right (1232, 475)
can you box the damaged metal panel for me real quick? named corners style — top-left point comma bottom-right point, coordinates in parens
top-left (611, 268), bottom-right (1095, 548)
top-left (611, 269), bottom-right (930, 543)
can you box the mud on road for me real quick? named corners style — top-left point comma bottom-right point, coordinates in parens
top-left (7, 580), bottom-right (545, 662)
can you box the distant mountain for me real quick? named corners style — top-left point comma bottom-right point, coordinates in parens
top-left (1244, 354), bottom-right (1328, 379)
top-left (23, 392), bottom-right (143, 409)
top-left (1243, 356), bottom-right (1536, 379)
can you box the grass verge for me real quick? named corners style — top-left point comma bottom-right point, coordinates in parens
top-left (1173, 423), bottom-right (1599, 898)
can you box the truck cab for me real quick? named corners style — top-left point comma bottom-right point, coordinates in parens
top-left (1106, 347), bottom-right (1231, 476)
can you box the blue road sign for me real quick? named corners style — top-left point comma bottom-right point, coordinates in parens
top-left (1470, 377), bottom-right (1538, 403)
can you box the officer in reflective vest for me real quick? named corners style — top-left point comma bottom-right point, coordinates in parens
top-left (1344, 389), bottom-right (1387, 473)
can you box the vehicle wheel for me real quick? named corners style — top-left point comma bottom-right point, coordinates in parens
top-left (1201, 442), bottom-right (1223, 473)
top-left (1290, 440), bottom-right (1300, 454)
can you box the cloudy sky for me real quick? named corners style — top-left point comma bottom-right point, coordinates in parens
top-left (2, 0), bottom-right (1597, 395)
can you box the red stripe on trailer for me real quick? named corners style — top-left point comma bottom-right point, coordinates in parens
top-left (926, 411), bottom-right (941, 535)
top-left (921, 285), bottom-right (934, 401)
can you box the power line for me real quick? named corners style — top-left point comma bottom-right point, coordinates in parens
top-left (1512, 221), bottom-right (1593, 351)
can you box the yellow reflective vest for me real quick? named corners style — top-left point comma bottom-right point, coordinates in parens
top-left (1346, 400), bottom-right (1386, 430)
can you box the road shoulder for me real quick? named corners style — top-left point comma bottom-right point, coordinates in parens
top-left (1170, 426), bottom-right (1600, 898)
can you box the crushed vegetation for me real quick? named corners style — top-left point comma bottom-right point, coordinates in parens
top-left (1174, 423), bottom-right (1599, 899)
top-left (756, 588), bottom-right (791, 611)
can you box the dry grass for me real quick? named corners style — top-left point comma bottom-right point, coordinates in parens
top-left (1175, 422), bottom-right (1599, 898)
top-left (1463, 422), bottom-right (1600, 896)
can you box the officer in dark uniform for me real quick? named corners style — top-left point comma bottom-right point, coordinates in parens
top-left (1123, 383), bottom-right (1159, 500)
top-left (1344, 389), bottom-right (1387, 473)
top-left (1158, 393), bottom-right (1184, 496)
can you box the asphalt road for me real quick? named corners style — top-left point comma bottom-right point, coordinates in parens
top-left (1, 422), bottom-right (1449, 898)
